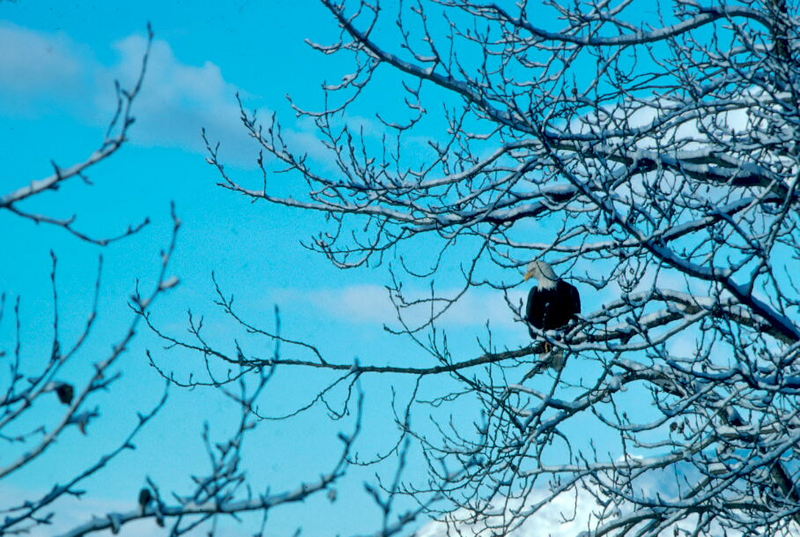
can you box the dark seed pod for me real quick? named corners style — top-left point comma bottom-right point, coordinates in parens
top-left (56, 383), bottom-right (74, 405)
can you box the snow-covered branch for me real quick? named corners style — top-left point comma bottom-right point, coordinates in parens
top-left (191, 0), bottom-right (800, 535)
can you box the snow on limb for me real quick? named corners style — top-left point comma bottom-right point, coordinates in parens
top-left (182, 0), bottom-right (800, 536)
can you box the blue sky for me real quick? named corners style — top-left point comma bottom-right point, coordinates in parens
top-left (0, 1), bottom-right (548, 535)
top-left (0, 1), bottom-right (691, 535)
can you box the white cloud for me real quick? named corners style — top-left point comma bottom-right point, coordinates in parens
top-left (417, 461), bottom-right (800, 537)
top-left (0, 484), bottom-right (162, 537)
top-left (417, 487), bottom-right (604, 537)
top-left (282, 114), bottom-right (390, 170)
top-left (104, 35), bottom-right (259, 164)
top-left (0, 22), bottom-right (86, 95)
top-left (276, 284), bottom-right (526, 329)
top-left (283, 116), bottom-right (338, 166)
top-left (0, 23), bottom-right (424, 172)
top-left (0, 23), bottom-right (260, 166)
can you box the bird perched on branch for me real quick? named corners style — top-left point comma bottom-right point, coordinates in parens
top-left (524, 260), bottom-right (581, 366)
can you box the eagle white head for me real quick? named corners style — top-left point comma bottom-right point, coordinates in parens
top-left (524, 260), bottom-right (558, 289)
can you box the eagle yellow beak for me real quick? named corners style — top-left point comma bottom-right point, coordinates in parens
top-left (524, 269), bottom-right (534, 281)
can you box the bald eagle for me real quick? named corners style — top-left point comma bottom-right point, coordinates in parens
top-left (524, 260), bottom-right (581, 342)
